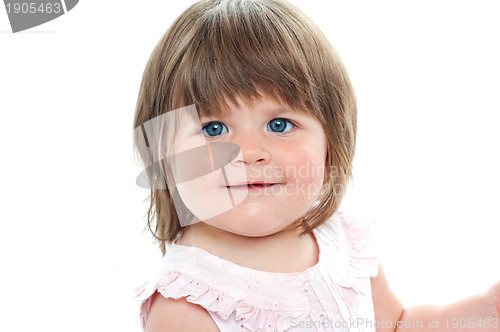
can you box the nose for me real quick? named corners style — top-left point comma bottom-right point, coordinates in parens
top-left (229, 133), bottom-right (271, 166)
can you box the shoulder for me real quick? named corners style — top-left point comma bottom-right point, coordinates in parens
top-left (145, 292), bottom-right (220, 332)
top-left (315, 209), bottom-right (379, 285)
top-left (318, 209), bottom-right (377, 250)
top-left (336, 210), bottom-right (377, 251)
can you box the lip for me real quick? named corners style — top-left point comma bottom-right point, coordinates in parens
top-left (225, 183), bottom-right (280, 189)
top-left (230, 181), bottom-right (279, 186)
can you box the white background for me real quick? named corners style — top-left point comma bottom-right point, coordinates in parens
top-left (1, 1), bottom-right (499, 331)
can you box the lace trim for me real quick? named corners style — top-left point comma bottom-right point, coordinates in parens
top-left (135, 271), bottom-right (311, 331)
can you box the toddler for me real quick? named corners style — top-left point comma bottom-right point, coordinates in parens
top-left (132, 0), bottom-right (500, 331)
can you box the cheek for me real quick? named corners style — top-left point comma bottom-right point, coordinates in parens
top-left (282, 149), bottom-right (326, 199)
top-left (282, 138), bottom-right (327, 178)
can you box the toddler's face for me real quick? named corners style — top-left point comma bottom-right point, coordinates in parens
top-left (170, 94), bottom-right (327, 237)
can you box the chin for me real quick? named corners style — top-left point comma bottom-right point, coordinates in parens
top-left (207, 214), bottom-right (293, 238)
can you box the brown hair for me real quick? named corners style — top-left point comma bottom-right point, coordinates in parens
top-left (133, 0), bottom-right (357, 254)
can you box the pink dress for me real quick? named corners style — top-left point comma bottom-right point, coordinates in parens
top-left (134, 210), bottom-right (379, 331)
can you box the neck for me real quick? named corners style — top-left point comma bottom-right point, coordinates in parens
top-left (176, 221), bottom-right (318, 273)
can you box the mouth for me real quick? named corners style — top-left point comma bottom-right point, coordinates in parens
top-left (225, 183), bottom-right (279, 189)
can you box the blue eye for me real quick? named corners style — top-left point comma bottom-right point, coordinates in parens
top-left (268, 118), bottom-right (295, 133)
top-left (202, 121), bottom-right (228, 137)
top-left (201, 118), bottom-right (296, 137)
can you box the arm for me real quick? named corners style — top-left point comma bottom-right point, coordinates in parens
top-left (371, 263), bottom-right (500, 332)
top-left (145, 292), bottom-right (220, 332)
